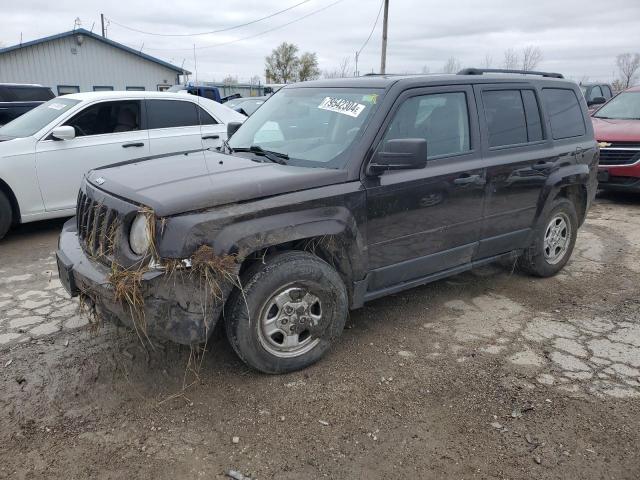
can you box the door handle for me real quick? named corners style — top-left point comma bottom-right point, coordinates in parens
top-left (532, 161), bottom-right (554, 170)
top-left (202, 135), bottom-right (220, 140)
top-left (122, 142), bottom-right (144, 148)
top-left (453, 174), bottom-right (485, 186)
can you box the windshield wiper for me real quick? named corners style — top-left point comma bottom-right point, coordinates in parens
top-left (234, 145), bottom-right (289, 165)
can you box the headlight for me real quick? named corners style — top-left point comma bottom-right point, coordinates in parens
top-left (129, 213), bottom-right (151, 255)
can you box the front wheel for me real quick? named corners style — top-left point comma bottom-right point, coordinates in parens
top-left (520, 198), bottom-right (578, 277)
top-left (0, 191), bottom-right (13, 240)
top-left (225, 251), bottom-right (348, 374)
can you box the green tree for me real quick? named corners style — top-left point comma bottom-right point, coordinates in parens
top-left (265, 42), bottom-right (300, 83)
top-left (297, 52), bottom-right (320, 81)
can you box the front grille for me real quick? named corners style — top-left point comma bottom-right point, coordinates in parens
top-left (599, 148), bottom-right (640, 166)
top-left (76, 190), bottom-right (119, 260)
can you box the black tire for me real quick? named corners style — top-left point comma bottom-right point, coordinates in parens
top-left (520, 198), bottom-right (578, 277)
top-left (0, 191), bottom-right (12, 240)
top-left (225, 251), bottom-right (348, 374)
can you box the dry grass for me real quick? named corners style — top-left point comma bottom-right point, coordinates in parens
top-left (108, 265), bottom-right (152, 347)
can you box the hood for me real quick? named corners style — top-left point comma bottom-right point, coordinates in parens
top-left (591, 117), bottom-right (640, 142)
top-left (87, 150), bottom-right (348, 217)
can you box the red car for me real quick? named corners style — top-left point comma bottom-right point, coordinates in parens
top-left (591, 86), bottom-right (640, 192)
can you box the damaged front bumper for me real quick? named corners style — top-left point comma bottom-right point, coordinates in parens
top-left (56, 218), bottom-right (226, 345)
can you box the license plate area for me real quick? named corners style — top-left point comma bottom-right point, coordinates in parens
top-left (56, 251), bottom-right (79, 297)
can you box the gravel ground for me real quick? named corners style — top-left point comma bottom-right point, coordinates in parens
top-left (0, 192), bottom-right (639, 479)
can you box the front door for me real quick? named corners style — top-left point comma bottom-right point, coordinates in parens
top-left (364, 86), bottom-right (486, 291)
top-left (35, 99), bottom-right (149, 211)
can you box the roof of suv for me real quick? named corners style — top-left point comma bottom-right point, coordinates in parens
top-left (291, 72), bottom-right (571, 89)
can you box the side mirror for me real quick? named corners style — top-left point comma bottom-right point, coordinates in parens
top-left (368, 138), bottom-right (427, 175)
top-left (227, 121), bottom-right (242, 138)
top-left (588, 96), bottom-right (606, 106)
top-left (51, 126), bottom-right (76, 141)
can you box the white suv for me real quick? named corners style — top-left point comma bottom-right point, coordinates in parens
top-left (0, 91), bottom-right (245, 239)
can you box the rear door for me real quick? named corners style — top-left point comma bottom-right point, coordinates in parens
top-left (146, 98), bottom-right (207, 155)
top-left (35, 99), bottom-right (149, 211)
top-left (363, 85), bottom-right (486, 291)
top-left (197, 104), bottom-right (227, 150)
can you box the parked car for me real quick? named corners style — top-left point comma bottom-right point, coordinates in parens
top-left (580, 82), bottom-right (614, 112)
top-left (168, 83), bottom-right (242, 104)
top-left (225, 96), bottom-right (269, 116)
top-left (0, 83), bottom-right (54, 126)
top-left (591, 85), bottom-right (640, 192)
top-left (0, 91), bottom-right (245, 239)
top-left (57, 69), bottom-right (598, 373)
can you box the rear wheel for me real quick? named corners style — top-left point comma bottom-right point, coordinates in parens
top-left (225, 251), bottom-right (348, 374)
top-left (0, 191), bottom-right (12, 240)
top-left (520, 198), bottom-right (578, 277)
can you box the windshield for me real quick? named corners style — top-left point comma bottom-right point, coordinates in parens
top-left (0, 97), bottom-right (80, 138)
top-left (593, 91), bottom-right (640, 120)
top-left (228, 87), bottom-right (383, 168)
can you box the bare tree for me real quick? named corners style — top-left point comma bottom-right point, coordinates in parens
top-left (265, 42), bottom-right (300, 83)
top-left (421, 65), bottom-right (430, 74)
top-left (443, 57), bottom-right (461, 74)
top-left (249, 75), bottom-right (261, 85)
top-left (483, 53), bottom-right (493, 69)
top-left (298, 52), bottom-right (321, 81)
top-left (521, 45), bottom-right (543, 71)
top-left (222, 75), bottom-right (238, 85)
top-left (616, 53), bottom-right (640, 89)
top-left (323, 57), bottom-right (353, 79)
top-left (503, 49), bottom-right (519, 70)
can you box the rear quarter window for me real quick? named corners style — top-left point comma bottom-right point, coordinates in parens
top-left (0, 86), bottom-right (54, 102)
top-left (542, 88), bottom-right (586, 140)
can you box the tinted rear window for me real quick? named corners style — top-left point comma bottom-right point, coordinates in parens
top-left (0, 86), bottom-right (54, 102)
top-left (483, 90), bottom-right (528, 147)
top-left (147, 100), bottom-right (199, 129)
top-left (542, 88), bottom-right (586, 139)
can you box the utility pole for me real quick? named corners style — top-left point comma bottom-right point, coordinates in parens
top-left (380, 0), bottom-right (389, 74)
top-left (100, 13), bottom-right (105, 38)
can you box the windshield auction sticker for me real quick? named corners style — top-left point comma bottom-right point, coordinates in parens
top-left (318, 97), bottom-right (366, 118)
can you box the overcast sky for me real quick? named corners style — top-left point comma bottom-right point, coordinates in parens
top-left (3, 0), bottom-right (640, 84)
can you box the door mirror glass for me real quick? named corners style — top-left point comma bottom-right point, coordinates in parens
top-left (588, 96), bottom-right (606, 106)
top-left (227, 121), bottom-right (242, 138)
top-left (369, 138), bottom-right (427, 174)
top-left (51, 125), bottom-right (76, 140)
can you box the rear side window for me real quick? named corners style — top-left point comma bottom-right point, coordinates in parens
top-left (197, 106), bottom-right (218, 125)
top-left (602, 85), bottom-right (612, 99)
top-left (542, 88), bottom-right (586, 139)
top-left (147, 100), bottom-right (199, 129)
top-left (590, 85), bottom-right (603, 100)
top-left (483, 90), bottom-right (527, 147)
top-left (0, 86), bottom-right (54, 102)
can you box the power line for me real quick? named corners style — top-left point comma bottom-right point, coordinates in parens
top-left (139, 0), bottom-right (345, 52)
top-left (107, 0), bottom-right (313, 37)
top-left (358, 0), bottom-right (384, 56)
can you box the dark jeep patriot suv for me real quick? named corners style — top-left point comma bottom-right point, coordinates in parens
top-left (57, 69), bottom-right (599, 373)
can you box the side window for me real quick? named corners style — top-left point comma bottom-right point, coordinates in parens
top-left (201, 89), bottom-right (218, 101)
top-left (602, 85), bottom-right (612, 99)
top-left (381, 92), bottom-right (470, 158)
top-left (590, 85), bottom-right (603, 100)
top-left (542, 88), bottom-right (586, 140)
top-left (197, 106), bottom-right (218, 125)
top-left (521, 90), bottom-right (544, 142)
top-left (482, 90), bottom-right (528, 147)
top-left (58, 85), bottom-right (80, 96)
top-left (63, 101), bottom-right (141, 137)
top-left (147, 100), bottom-right (199, 129)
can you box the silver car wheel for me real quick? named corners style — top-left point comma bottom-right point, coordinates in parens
top-left (257, 285), bottom-right (322, 358)
top-left (543, 213), bottom-right (571, 265)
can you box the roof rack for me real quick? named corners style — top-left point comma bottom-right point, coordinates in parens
top-left (457, 68), bottom-right (564, 79)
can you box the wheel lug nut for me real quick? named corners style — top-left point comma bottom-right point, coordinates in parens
top-left (281, 318), bottom-right (288, 325)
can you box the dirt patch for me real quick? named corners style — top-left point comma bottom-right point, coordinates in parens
top-left (0, 194), bottom-right (639, 479)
